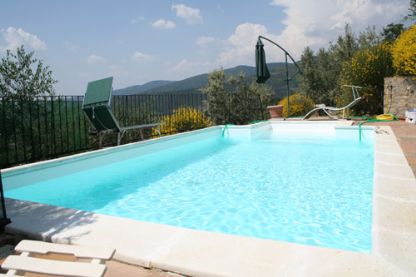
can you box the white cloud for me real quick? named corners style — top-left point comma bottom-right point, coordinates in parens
top-left (0, 27), bottom-right (46, 51)
top-left (87, 54), bottom-right (106, 64)
top-left (270, 0), bottom-right (408, 57)
top-left (196, 36), bottom-right (215, 47)
top-left (172, 4), bottom-right (203, 24)
top-left (216, 1), bottom-right (407, 68)
top-left (152, 19), bottom-right (176, 29)
top-left (218, 23), bottom-right (280, 67)
top-left (130, 51), bottom-right (153, 62)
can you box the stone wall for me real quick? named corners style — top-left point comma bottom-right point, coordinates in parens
top-left (384, 77), bottom-right (416, 118)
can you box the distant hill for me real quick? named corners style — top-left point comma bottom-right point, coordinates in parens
top-left (113, 80), bottom-right (174, 95)
top-left (113, 63), bottom-right (301, 99)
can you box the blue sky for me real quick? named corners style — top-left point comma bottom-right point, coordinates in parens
top-left (1, 0), bottom-right (409, 94)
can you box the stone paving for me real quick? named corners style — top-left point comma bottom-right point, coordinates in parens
top-left (366, 121), bottom-right (416, 176)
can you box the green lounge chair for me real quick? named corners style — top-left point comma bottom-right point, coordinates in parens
top-left (82, 77), bottom-right (160, 147)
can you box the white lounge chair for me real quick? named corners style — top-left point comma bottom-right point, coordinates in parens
top-left (303, 85), bottom-right (362, 120)
top-left (1, 240), bottom-right (115, 277)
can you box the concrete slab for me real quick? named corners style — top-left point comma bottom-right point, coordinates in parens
top-left (374, 175), bottom-right (416, 202)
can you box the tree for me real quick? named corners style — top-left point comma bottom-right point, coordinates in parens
top-left (202, 69), bottom-right (228, 124)
top-left (300, 25), bottom-right (360, 106)
top-left (381, 23), bottom-right (405, 43)
top-left (358, 26), bottom-right (381, 48)
top-left (405, 0), bottom-right (416, 22)
top-left (391, 25), bottom-right (416, 76)
top-left (329, 25), bottom-right (358, 66)
top-left (0, 46), bottom-right (57, 100)
top-left (340, 43), bottom-right (394, 115)
top-left (300, 47), bottom-right (321, 102)
top-left (202, 70), bottom-right (272, 124)
top-left (315, 48), bottom-right (338, 105)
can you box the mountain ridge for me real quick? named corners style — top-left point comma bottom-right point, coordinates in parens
top-left (113, 63), bottom-right (300, 99)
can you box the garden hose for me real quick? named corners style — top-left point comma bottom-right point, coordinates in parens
top-left (376, 114), bottom-right (395, 121)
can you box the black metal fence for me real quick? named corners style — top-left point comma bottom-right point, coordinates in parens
top-left (1, 92), bottom-right (267, 168)
top-left (0, 93), bottom-right (208, 168)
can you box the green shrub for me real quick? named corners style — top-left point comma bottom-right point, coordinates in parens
top-left (339, 43), bottom-right (393, 115)
top-left (392, 25), bottom-right (416, 76)
top-left (202, 70), bottom-right (272, 125)
top-left (278, 93), bottom-right (315, 117)
top-left (155, 107), bottom-right (213, 135)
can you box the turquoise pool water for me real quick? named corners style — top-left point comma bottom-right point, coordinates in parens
top-left (4, 127), bottom-right (374, 252)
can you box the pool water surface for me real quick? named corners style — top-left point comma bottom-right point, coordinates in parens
top-left (4, 127), bottom-right (374, 252)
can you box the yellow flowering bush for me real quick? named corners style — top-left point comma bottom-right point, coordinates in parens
top-left (154, 107), bottom-right (213, 135)
top-left (339, 43), bottom-right (393, 115)
top-left (392, 25), bottom-right (416, 76)
top-left (278, 93), bottom-right (315, 117)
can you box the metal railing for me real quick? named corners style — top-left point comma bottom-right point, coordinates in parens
top-left (0, 93), bottom-right (207, 168)
top-left (1, 91), bottom-right (267, 168)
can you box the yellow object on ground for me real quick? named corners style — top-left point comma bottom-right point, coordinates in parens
top-left (376, 114), bottom-right (394, 120)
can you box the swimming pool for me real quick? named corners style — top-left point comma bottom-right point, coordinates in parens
top-left (3, 122), bottom-right (375, 252)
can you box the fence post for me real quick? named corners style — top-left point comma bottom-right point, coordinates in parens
top-left (1, 100), bottom-right (9, 166)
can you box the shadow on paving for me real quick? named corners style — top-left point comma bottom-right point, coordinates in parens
top-left (4, 198), bottom-right (97, 244)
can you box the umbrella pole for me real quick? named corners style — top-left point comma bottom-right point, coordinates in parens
top-left (256, 36), bottom-right (303, 119)
top-left (285, 53), bottom-right (290, 118)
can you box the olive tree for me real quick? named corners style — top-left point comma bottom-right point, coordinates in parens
top-left (202, 69), bottom-right (272, 125)
top-left (0, 45), bottom-right (57, 100)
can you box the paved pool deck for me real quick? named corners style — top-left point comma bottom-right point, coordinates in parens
top-left (3, 123), bottom-right (416, 277)
top-left (365, 121), bottom-right (416, 175)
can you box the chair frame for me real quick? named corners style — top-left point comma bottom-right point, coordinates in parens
top-left (303, 85), bottom-right (362, 120)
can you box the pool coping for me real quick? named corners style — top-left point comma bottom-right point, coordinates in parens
top-left (2, 125), bottom-right (224, 177)
top-left (4, 123), bottom-right (416, 276)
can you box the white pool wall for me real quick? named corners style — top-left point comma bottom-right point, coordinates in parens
top-left (225, 121), bottom-right (374, 142)
top-left (3, 126), bottom-right (223, 188)
top-left (3, 121), bottom-right (374, 189)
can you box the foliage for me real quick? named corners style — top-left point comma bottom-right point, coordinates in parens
top-left (202, 70), bottom-right (228, 124)
top-left (339, 43), bottom-right (394, 115)
top-left (298, 23), bottom-right (410, 116)
top-left (329, 25), bottom-right (359, 65)
top-left (300, 47), bottom-right (321, 102)
top-left (0, 46), bottom-right (57, 100)
top-left (1, 94), bottom-right (208, 168)
top-left (278, 93), bottom-right (315, 117)
top-left (382, 23), bottom-right (405, 42)
top-left (405, 0), bottom-right (416, 22)
top-left (156, 107), bottom-right (213, 135)
top-left (0, 96), bottom-right (91, 167)
top-left (391, 25), bottom-right (416, 76)
top-left (300, 25), bottom-right (359, 106)
top-left (202, 70), bottom-right (272, 125)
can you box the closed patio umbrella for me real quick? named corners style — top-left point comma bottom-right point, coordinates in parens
top-left (255, 38), bottom-right (270, 83)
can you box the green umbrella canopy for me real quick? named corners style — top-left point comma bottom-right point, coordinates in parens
top-left (255, 38), bottom-right (270, 83)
